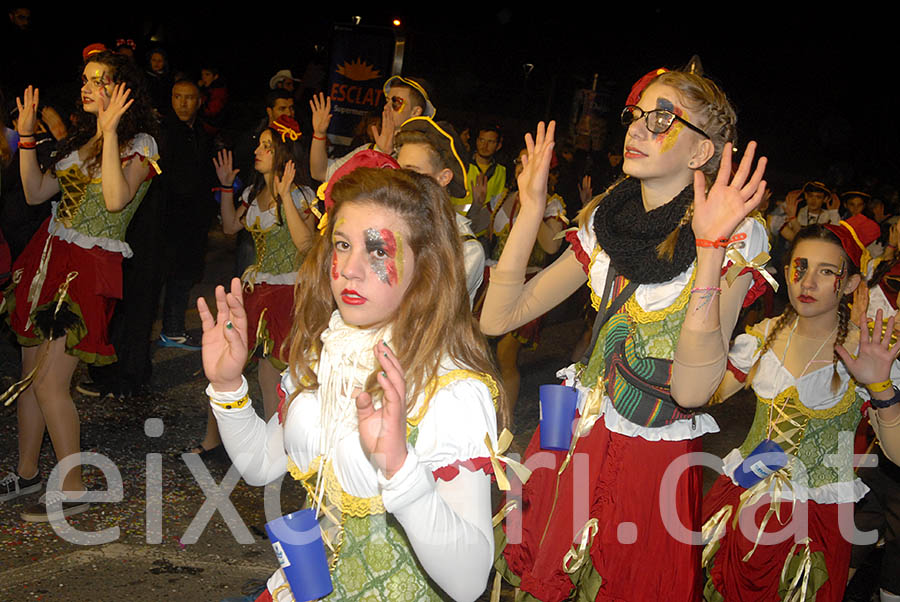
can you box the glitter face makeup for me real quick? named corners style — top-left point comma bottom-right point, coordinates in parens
top-left (656, 98), bottom-right (684, 153)
top-left (833, 260), bottom-right (845, 296)
top-left (330, 204), bottom-right (415, 329)
top-left (791, 258), bottom-right (807, 284)
top-left (364, 228), bottom-right (399, 286)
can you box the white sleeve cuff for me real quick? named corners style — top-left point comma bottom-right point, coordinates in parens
top-left (206, 377), bottom-right (250, 409)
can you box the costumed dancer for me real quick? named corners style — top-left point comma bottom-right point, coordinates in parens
top-left (845, 219), bottom-right (900, 602)
top-left (701, 215), bottom-right (900, 601)
top-left (482, 68), bottom-right (770, 601)
top-left (192, 115), bottom-right (316, 458)
top-left (0, 51), bottom-right (159, 521)
top-left (199, 160), bottom-right (504, 600)
top-left (488, 146), bottom-right (567, 430)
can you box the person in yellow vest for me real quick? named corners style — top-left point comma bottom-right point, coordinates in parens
top-left (462, 124), bottom-right (508, 239)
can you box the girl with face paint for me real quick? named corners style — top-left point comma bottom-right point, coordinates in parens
top-left (481, 69), bottom-right (770, 601)
top-left (702, 217), bottom-right (900, 601)
top-left (2, 51), bottom-right (159, 522)
top-left (199, 163), bottom-right (503, 601)
top-left (192, 116), bottom-right (317, 459)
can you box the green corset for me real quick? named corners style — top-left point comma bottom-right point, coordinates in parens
top-left (55, 164), bottom-right (151, 241)
top-left (738, 385), bottom-right (864, 490)
top-left (245, 214), bottom-right (299, 276)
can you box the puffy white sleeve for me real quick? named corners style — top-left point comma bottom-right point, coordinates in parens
top-left (208, 377), bottom-right (289, 486)
top-left (378, 377), bottom-right (498, 601)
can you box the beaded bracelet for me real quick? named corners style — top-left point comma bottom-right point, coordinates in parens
top-left (870, 386), bottom-right (900, 409)
top-left (867, 379), bottom-right (894, 393)
top-left (210, 392), bottom-right (251, 410)
top-left (691, 286), bottom-right (722, 294)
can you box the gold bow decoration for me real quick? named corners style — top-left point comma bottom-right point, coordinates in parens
top-left (562, 518), bottom-right (599, 574)
top-left (492, 500), bottom-right (518, 527)
top-left (781, 537), bottom-right (813, 602)
top-left (484, 429), bottom-right (532, 491)
top-left (735, 470), bottom-right (797, 562)
top-left (725, 248), bottom-right (779, 292)
top-left (558, 384), bottom-right (604, 476)
top-left (700, 504), bottom-right (733, 568)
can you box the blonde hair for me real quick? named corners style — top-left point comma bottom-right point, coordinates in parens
top-left (577, 71), bottom-right (738, 261)
top-left (286, 168), bottom-right (504, 411)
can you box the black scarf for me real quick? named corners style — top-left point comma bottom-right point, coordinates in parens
top-left (592, 177), bottom-right (696, 284)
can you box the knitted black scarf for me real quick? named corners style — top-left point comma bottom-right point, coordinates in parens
top-left (593, 177), bottom-right (696, 284)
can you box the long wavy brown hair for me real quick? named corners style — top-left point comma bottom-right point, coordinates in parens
top-left (285, 167), bottom-right (504, 411)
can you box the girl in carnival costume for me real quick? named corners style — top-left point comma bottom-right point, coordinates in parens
top-left (200, 161), bottom-right (502, 601)
top-left (1, 51), bottom-right (159, 521)
top-left (701, 215), bottom-right (900, 601)
top-left (482, 68), bottom-right (770, 601)
top-left (194, 116), bottom-right (317, 460)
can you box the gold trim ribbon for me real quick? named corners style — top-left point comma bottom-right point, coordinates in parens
top-left (562, 518), bottom-right (599, 574)
top-left (736, 470), bottom-right (796, 562)
top-left (725, 248), bottom-right (779, 292)
top-left (485, 428), bottom-right (532, 491)
top-left (781, 537), bottom-right (813, 602)
top-left (701, 505), bottom-right (733, 568)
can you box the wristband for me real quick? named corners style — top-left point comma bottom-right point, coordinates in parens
top-left (18, 140), bottom-right (36, 149)
top-left (696, 232), bottom-right (747, 249)
top-left (18, 133), bottom-right (35, 139)
top-left (312, 134), bottom-right (327, 141)
top-left (209, 392), bottom-right (251, 410)
top-left (691, 286), bottom-right (722, 294)
top-left (870, 386), bottom-right (900, 409)
top-left (867, 379), bottom-right (893, 393)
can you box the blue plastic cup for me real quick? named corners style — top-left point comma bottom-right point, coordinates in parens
top-left (539, 384), bottom-right (578, 451)
top-left (265, 509), bottom-right (333, 600)
top-left (733, 439), bottom-right (788, 489)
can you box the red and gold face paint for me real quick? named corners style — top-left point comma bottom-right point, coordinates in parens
top-left (833, 260), bottom-right (845, 297)
top-left (655, 98), bottom-right (684, 153)
top-left (331, 249), bottom-right (339, 280)
top-left (365, 228), bottom-right (400, 286)
top-left (791, 258), bottom-right (808, 284)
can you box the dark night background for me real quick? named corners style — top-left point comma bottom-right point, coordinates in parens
top-left (3, 7), bottom-right (897, 195)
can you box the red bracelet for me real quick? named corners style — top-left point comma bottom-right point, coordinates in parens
top-left (18, 140), bottom-right (36, 149)
top-left (312, 134), bottom-right (326, 141)
top-left (695, 232), bottom-right (747, 249)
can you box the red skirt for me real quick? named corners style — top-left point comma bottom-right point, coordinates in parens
top-left (702, 474), bottom-right (851, 602)
top-left (244, 282), bottom-right (294, 368)
top-left (4, 219), bottom-right (122, 365)
top-left (500, 417), bottom-right (703, 602)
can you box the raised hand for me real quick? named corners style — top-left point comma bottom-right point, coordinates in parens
top-left (97, 83), bottom-right (134, 136)
top-left (691, 141), bottom-right (767, 242)
top-left (836, 308), bottom-right (900, 387)
top-left (517, 121), bottom-right (556, 215)
top-left (41, 106), bottom-right (68, 140)
top-left (197, 278), bottom-right (249, 392)
top-left (310, 92), bottom-right (332, 137)
top-left (355, 341), bottom-right (409, 479)
top-left (473, 173), bottom-right (488, 207)
top-left (783, 189), bottom-right (802, 219)
top-left (15, 86), bottom-right (39, 135)
top-left (578, 174), bottom-right (593, 206)
top-left (827, 191), bottom-right (840, 212)
top-left (370, 104), bottom-right (395, 154)
top-left (274, 160), bottom-right (295, 202)
top-left (213, 149), bottom-right (240, 187)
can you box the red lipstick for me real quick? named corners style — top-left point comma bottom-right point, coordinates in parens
top-left (341, 289), bottom-right (366, 305)
top-left (797, 295), bottom-right (816, 303)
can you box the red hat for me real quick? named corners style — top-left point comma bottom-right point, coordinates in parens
top-left (824, 214), bottom-right (881, 273)
top-left (320, 149), bottom-right (399, 213)
top-left (626, 68), bottom-right (668, 106)
top-left (82, 43), bottom-right (107, 63)
top-left (270, 115), bottom-right (302, 142)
